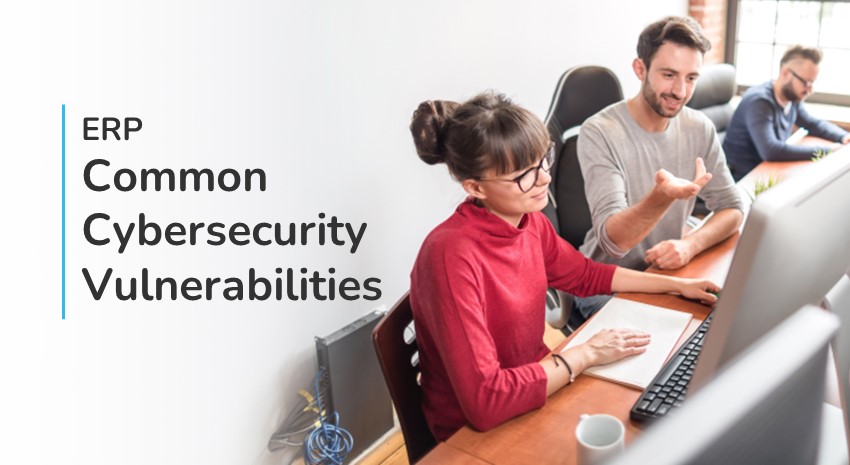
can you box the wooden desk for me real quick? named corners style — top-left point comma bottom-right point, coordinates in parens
top-left (426, 153), bottom-right (828, 465)
top-left (417, 443), bottom-right (494, 465)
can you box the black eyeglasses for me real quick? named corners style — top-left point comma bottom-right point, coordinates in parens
top-left (479, 142), bottom-right (555, 193)
top-left (789, 69), bottom-right (815, 89)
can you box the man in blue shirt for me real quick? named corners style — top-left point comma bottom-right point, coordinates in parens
top-left (723, 45), bottom-right (850, 181)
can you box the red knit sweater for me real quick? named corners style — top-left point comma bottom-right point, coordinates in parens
top-left (410, 199), bottom-right (617, 441)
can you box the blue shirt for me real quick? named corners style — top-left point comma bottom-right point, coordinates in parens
top-left (723, 81), bottom-right (848, 181)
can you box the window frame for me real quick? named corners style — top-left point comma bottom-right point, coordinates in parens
top-left (725, 0), bottom-right (850, 107)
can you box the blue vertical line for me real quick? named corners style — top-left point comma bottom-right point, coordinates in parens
top-left (62, 104), bottom-right (66, 320)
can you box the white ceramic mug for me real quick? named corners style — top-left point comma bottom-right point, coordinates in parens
top-left (575, 413), bottom-right (625, 465)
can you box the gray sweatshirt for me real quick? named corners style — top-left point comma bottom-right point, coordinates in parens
top-left (577, 101), bottom-right (744, 270)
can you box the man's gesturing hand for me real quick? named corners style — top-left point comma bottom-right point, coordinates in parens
top-left (654, 157), bottom-right (712, 200)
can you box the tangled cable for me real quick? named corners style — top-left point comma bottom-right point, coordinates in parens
top-left (303, 367), bottom-right (354, 465)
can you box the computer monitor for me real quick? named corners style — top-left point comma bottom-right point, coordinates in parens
top-left (607, 306), bottom-right (839, 465)
top-left (823, 274), bottom-right (850, 456)
top-left (690, 150), bottom-right (850, 392)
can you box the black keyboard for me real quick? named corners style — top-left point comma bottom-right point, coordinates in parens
top-left (629, 313), bottom-right (713, 422)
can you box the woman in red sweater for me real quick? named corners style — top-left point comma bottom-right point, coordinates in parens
top-left (408, 92), bottom-right (721, 441)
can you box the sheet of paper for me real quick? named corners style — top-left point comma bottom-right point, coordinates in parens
top-left (562, 297), bottom-right (693, 389)
top-left (786, 127), bottom-right (809, 145)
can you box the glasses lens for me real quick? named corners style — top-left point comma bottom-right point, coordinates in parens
top-left (517, 169), bottom-right (536, 193)
top-left (792, 71), bottom-right (813, 89)
top-left (517, 144), bottom-right (554, 192)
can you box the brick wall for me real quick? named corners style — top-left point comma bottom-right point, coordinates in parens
top-left (690, 0), bottom-right (728, 64)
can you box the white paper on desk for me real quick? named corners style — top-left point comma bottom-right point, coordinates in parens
top-left (786, 127), bottom-right (808, 145)
top-left (561, 297), bottom-right (693, 389)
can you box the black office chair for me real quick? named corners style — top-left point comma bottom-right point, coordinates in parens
top-left (686, 63), bottom-right (737, 142)
top-left (372, 292), bottom-right (436, 464)
top-left (686, 63), bottom-right (737, 217)
top-left (540, 66), bottom-right (623, 330)
top-left (542, 66), bottom-right (623, 249)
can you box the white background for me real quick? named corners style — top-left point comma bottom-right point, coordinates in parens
top-left (0, 1), bottom-right (684, 464)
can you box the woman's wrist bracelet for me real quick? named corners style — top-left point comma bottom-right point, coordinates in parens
top-left (551, 353), bottom-right (575, 384)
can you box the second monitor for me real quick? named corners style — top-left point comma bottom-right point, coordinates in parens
top-left (692, 147), bottom-right (850, 391)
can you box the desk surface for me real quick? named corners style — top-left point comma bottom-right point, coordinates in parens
top-left (424, 155), bottom-right (819, 465)
top-left (417, 442), bottom-right (492, 465)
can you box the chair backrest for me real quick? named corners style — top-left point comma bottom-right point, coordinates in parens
top-left (686, 63), bottom-right (737, 140)
top-left (542, 65), bottom-right (623, 249)
top-left (372, 292), bottom-right (436, 464)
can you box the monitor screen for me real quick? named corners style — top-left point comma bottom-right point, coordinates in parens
top-left (691, 150), bottom-right (850, 392)
top-left (607, 306), bottom-right (839, 465)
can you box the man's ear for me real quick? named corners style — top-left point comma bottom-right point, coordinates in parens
top-left (462, 179), bottom-right (487, 200)
top-left (633, 57), bottom-right (647, 81)
top-left (778, 65), bottom-right (791, 82)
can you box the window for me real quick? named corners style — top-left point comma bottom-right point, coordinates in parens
top-left (728, 0), bottom-right (850, 105)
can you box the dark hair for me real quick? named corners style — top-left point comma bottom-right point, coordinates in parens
top-left (780, 45), bottom-right (822, 66)
top-left (637, 16), bottom-right (711, 68)
top-left (409, 92), bottom-right (549, 181)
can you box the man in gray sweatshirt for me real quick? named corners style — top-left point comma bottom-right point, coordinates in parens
top-left (575, 16), bottom-right (744, 318)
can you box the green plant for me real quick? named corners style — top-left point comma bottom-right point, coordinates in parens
top-left (753, 174), bottom-right (781, 197)
top-left (812, 148), bottom-right (831, 162)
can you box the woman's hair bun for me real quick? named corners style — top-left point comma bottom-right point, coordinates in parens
top-left (410, 100), bottom-right (458, 165)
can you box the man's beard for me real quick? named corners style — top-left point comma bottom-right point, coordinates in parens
top-left (781, 80), bottom-right (802, 103)
top-left (643, 77), bottom-right (686, 118)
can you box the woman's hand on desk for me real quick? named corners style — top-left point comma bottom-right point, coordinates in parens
top-left (672, 277), bottom-right (721, 305)
top-left (582, 329), bottom-right (651, 366)
top-left (544, 329), bottom-right (650, 395)
top-left (612, 268), bottom-right (720, 305)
